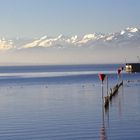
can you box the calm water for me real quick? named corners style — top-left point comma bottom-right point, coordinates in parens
top-left (0, 64), bottom-right (140, 140)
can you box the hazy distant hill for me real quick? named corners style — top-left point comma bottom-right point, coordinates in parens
top-left (0, 27), bottom-right (140, 64)
top-left (0, 27), bottom-right (140, 51)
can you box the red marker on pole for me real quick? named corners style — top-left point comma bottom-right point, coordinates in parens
top-left (98, 73), bottom-right (106, 103)
top-left (117, 68), bottom-right (121, 82)
top-left (117, 69), bottom-right (121, 75)
top-left (98, 74), bottom-right (106, 83)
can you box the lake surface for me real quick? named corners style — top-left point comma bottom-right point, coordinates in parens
top-left (0, 64), bottom-right (140, 140)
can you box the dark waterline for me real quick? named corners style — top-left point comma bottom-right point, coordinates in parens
top-left (0, 64), bottom-right (124, 73)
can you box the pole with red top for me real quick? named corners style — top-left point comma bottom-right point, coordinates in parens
top-left (98, 74), bottom-right (106, 101)
top-left (117, 68), bottom-right (121, 83)
top-left (98, 73), bottom-right (107, 140)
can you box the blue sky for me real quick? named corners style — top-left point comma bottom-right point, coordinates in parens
top-left (0, 0), bottom-right (140, 38)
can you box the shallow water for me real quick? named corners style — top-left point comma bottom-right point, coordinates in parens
top-left (0, 64), bottom-right (140, 140)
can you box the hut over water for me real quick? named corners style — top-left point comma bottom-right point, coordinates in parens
top-left (125, 63), bottom-right (140, 72)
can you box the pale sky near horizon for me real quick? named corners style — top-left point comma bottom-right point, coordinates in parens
top-left (0, 0), bottom-right (140, 38)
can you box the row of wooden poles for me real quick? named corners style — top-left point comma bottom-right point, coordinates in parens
top-left (98, 68), bottom-right (123, 108)
top-left (104, 80), bottom-right (123, 108)
top-left (99, 68), bottom-right (124, 140)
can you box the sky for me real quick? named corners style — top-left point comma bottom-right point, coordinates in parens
top-left (0, 0), bottom-right (140, 38)
top-left (0, 0), bottom-right (140, 65)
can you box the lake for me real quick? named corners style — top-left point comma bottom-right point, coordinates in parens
top-left (0, 64), bottom-right (140, 140)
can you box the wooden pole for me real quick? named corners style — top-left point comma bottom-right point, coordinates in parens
top-left (102, 81), bottom-right (104, 102)
top-left (107, 76), bottom-right (108, 97)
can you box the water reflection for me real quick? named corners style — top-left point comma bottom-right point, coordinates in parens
top-left (99, 105), bottom-right (108, 140)
top-left (99, 83), bottom-right (125, 140)
top-left (100, 124), bottom-right (107, 140)
top-left (119, 85), bottom-right (124, 118)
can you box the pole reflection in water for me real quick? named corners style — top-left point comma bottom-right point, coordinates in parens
top-left (99, 81), bottom-right (124, 140)
top-left (100, 125), bottom-right (106, 140)
top-left (98, 73), bottom-right (108, 140)
top-left (99, 104), bottom-right (109, 140)
top-left (99, 87), bottom-right (108, 140)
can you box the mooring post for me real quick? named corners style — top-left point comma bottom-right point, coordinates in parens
top-left (100, 81), bottom-right (104, 111)
top-left (107, 76), bottom-right (109, 97)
